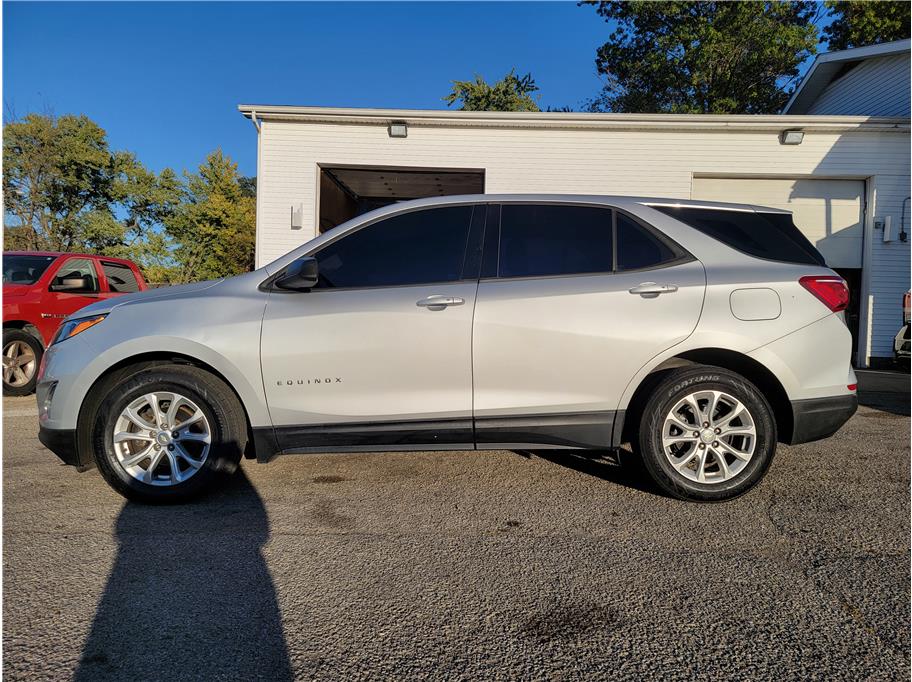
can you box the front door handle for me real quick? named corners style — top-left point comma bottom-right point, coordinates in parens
top-left (628, 282), bottom-right (679, 296)
top-left (416, 295), bottom-right (465, 308)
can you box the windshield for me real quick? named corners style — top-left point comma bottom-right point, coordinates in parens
top-left (3, 255), bottom-right (58, 285)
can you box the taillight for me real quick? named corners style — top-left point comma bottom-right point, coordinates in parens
top-left (799, 276), bottom-right (849, 313)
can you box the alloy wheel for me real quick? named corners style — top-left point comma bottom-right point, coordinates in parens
top-left (112, 391), bottom-right (212, 486)
top-left (661, 390), bottom-right (756, 484)
top-left (2, 340), bottom-right (36, 388)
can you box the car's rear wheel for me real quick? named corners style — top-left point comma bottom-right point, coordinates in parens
top-left (92, 364), bottom-right (247, 503)
top-left (2, 329), bottom-right (43, 396)
top-left (637, 365), bottom-right (777, 502)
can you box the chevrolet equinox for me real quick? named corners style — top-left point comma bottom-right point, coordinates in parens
top-left (36, 195), bottom-right (858, 503)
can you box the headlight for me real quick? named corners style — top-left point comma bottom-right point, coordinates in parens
top-left (52, 314), bottom-right (107, 345)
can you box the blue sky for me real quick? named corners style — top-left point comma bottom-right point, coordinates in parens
top-left (4, 1), bottom-right (612, 177)
top-left (4, 2), bottom-right (830, 179)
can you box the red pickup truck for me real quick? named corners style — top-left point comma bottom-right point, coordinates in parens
top-left (3, 252), bottom-right (148, 395)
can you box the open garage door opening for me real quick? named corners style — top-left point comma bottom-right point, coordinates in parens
top-left (318, 165), bottom-right (485, 233)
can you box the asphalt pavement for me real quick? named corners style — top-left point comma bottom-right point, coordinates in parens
top-left (3, 370), bottom-right (909, 680)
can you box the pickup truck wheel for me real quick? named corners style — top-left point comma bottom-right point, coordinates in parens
top-left (92, 364), bottom-right (247, 503)
top-left (637, 365), bottom-right (777, 502)
top-left (2, 329), bottom-right (42, 396)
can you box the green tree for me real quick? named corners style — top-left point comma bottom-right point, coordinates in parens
top-left (823, 0), bottom-right (911, 50)
top-left (239, 175), bottom-right (257, 199)
top-left (3, 113), bottom-right (180, 266)
top-left (444, 69), bottom-right (541, 111)
top-left (164, 150), bottom-right (256, 283)
top-left (581, 1), bottom-right (819, 113)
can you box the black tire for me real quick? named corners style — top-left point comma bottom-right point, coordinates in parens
top-left (92, 364), bottom-right (247, 503)
top-left (2, 329), bottom-right (43, 396)
top-left (636, 365), bottom-right (777, 502)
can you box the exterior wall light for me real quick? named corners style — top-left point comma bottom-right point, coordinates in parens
top-left (388, 122), bottom-right (408, 138)
top-left (779, 129), bottom-right (804, 145)
top-left (290, 203), bottom-right (304, 230)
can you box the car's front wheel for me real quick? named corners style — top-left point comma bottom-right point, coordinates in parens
top-left (2, 329), bottom-right (43, 396)
top-left (637, 365), bottom-right (777, 502)
top-left (92, 364), bottom-right (247, 503)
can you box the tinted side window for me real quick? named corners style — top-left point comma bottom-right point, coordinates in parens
top-left (315, 206), bottom-right (473, 288)
top-left (102, 262), bottom-right (140, 293)
top-left (498, 205), bottom-right (613, 278)
top-left (653, 206), bottom-right (825, 266)
top-left (51, 258), bottom-right (99, 293)
top-left (616, 213), bottom-right (678, 271)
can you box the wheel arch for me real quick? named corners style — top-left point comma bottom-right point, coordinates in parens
top-left (3, 321), bottom-right (43, 342)
top-left (74, 351), bottom-right (260, 471)
top-left (620, 347), bottom-right (793, 445)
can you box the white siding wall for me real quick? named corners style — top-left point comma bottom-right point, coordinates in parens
top-left (808, 54), bottom-right (911, 116)
top-left (868, 174), bottom-right (912, 358)
top-left (256, 120), bottom-right (910, 359)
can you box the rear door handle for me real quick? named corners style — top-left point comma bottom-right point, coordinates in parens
top-left (416, 295), bottom-right (465, 308)
top-left (628, 282), bottom-right (678, 296)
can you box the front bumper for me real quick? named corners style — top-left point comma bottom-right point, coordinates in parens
top-left (38, 425), bottom-right (80, 467)
top-left (789, 394), bottom-right (858, 445)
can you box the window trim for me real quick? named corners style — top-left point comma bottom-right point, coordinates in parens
top-left (480, 201), bottom-right (693, 283)
top-left (460, 204), bottom-right (488, 281)
top-left (480, 204), bottom-right (500, 279)
top-left (264, 203), bottom-right (484, 293)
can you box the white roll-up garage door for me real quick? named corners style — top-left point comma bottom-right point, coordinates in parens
top-left (691, 177), bottom-right (865, 268)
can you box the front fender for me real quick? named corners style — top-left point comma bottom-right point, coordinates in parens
top-left (94, 336), bottom-right (270, 425)
top-left (40, 334), bottom-right (270, 433)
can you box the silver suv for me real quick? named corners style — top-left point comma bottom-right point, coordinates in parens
top-left (36, 195), bottom-right (857, 503)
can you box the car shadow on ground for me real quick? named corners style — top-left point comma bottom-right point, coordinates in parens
top-left (74, 470), bottom-right (293, 681)
top-left (856, 370), bottom-right (910, 417)
top-left (857, 389), bottom-right (910, 417)
top-left (513, 448), bottom-right (669, 498)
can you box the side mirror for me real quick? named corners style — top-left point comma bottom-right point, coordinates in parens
top-left (51, 276), bottom-right (90, 292)
top-left (275, 257), bottom-right (318, 291)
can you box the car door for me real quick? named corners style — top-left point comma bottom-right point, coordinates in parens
top-left (45, 256), bottom-right (103, 322)
top-left (260, 204), bottom-right (484, 452)
top-left (472, 203), bottom-right (706, 448)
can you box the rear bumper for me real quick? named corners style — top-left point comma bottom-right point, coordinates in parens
top-left (38, 425), bottom-right (80, 467)
top-left (789, 394), bottom-right (857, 445)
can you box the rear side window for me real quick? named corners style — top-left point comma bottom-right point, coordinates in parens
top-left (653, 206), bottom-right (825, 266)
top-left (315, 206), bottom-right (473, 288)
top-left (498, 204), bottom-right (613, 278)
top-left (616, 213), bottom-right (678, 271)
top-left (102, 261), bottom-right (140, 293)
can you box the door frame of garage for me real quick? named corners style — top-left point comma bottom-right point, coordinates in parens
top-left (314, 162), bottom-right (486, 234)
top-left (691, 172), bottom-right (871, 368)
